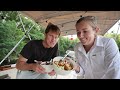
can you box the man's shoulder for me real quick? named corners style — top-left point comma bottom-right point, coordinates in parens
top-left (24, 40), bottom-right (43, 47)
top-left (28, 40), bottom-right (42, 44)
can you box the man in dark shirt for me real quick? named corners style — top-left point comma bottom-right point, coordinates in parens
top-left (16, 23), bottom-right (61, 79)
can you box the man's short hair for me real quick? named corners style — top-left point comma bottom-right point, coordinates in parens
top-left (45, 22), bottom-right (61, 36)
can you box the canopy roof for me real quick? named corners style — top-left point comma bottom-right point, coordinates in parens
top-left (21, 11), bottom-right (120, 36)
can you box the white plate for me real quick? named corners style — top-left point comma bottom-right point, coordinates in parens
top-left (41, 65), bottom-right (53, 72)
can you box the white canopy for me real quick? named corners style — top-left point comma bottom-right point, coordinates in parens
top-left (21, 11), bottom-right (120, 36)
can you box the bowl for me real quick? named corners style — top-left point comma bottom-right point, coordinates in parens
top-left (53, 56), bottom-right (76, 75)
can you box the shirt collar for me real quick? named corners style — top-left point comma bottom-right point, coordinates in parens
top-left (78, 43), bottom-right (87, 55)
top-left (95, 35), bottom-right (104, 47)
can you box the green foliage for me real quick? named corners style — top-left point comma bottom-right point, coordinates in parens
top-left (0, 11), bottom-right (45, 65)
top-left (16, 14), bottom-right (45, 40)
top-left (104, 33), bottom-right (120, 51)
top-left (0, 20), bottom-right (25, 65)
top-left (115, 34), bottom-right (120, 50)
top-left (58, 36), bottom-right (79, 56)
top-left (0, 11), bottom-right (19, 22)
top-left (29, 24), bottom-right (45, 40)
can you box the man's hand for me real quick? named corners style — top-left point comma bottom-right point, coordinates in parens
top-left (48, 69), bottom-right (56, 76)
top-left (32, 64), bottom-right (47, 74)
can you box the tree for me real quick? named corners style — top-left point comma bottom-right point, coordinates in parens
top-left (0, 11), bottom-right (19, 21)
top-left (0, 20), bottom-right (25, 65)
top-left (104, 33), bottom-right (120, 51)
top-left (58, 36), bottom-right (79, 56)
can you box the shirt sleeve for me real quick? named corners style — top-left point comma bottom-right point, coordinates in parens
top-left (76, 65), bottom-right (84, 76)
top-left (74, 45), bottom-right (85, 78)
top-left (20, 40), bottom-right (34, 59)
top-left (102, 38), bottom-right (120, 79)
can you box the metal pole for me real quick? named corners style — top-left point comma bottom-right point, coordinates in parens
top-left (18, 11), bottom-right (31, 40)
top-left (0, 24), bottom-right (35, 65)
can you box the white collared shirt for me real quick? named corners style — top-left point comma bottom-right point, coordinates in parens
top-left (74, 36), bottom-right (120, 79)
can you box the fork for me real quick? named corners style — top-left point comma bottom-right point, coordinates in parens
top-left (61, 51), bottom-right (71, 61)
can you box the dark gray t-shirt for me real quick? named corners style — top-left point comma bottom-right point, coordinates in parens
top-left (20, 40), bottom-right (58, 64)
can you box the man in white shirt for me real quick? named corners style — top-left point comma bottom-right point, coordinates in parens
top-left (74, 16), bottom-right (120, 79)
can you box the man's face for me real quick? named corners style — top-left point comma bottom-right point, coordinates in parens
top-left (45, 30), bottom-right (59, 48)
top-left (76, 21), bottom-right (98, 46)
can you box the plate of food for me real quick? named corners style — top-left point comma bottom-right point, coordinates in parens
top-left (53, 56), bottom-right (76, 75)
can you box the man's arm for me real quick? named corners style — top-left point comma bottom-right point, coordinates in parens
top-left (16, 55), bottom-right (46, 74)
top-left (16, 55), bottom-right (35, 70)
